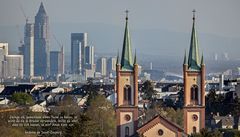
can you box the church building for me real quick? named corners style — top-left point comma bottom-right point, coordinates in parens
top-left (115, 10), bottom-right (205, 137)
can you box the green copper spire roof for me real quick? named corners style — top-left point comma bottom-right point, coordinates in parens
top-left (116, 50), bottom-right (119, 65)
top-left (188, 10), bottom-right (201, 71)
top-left (120, 10), bottom-right (133, 71)
top-left (184, 49), bottom-right (187, 65)
top-left (134, 49), bottom-right (137, 65)
top-left (201, 53), bottom-right (204, 65)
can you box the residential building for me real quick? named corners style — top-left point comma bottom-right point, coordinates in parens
top-left (4, 55), bottom-right (23, 78)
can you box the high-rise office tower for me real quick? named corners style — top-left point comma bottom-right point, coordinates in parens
top-left (85, 46), bottom-right (94, 66)
top-left (84, 46), bottom-right (95, 80)
top-left (4, 55), bottom-right (23, 79)
top-left (34, 2), bottom-right (50, 77)
top-left (50, 49), bottom-right (64, 76)
top-left (23, 22), bottom-right (34, 77)
top-left (107, 57), bottom-right (116, 75)
top-left (71, 33), bottom-right (87, 74)
top-left (0, 43), bottom-right (8, 78)
top-left (60, 46), bottom-right (64, 75)
top-left (96, 57), bottom-right (107, 76)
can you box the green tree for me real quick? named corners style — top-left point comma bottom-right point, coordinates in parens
top-left (50, 95), bottom-right (81, 116)
top-left (175, 89), bottom-right (184, 109)
top-left (65, 114), bottom-right (99, 137)
top-left (164, 99), bottom-right (174, 108)
top-left (12, 92), bottom-right (33, 105)
top-left (86, 95), bottom-right (116, 137)
top-left (141, 80), bottom-right (157, 101)
top-left (221, 129), bottom-right (240, 137)
top-left (190, 128), bottom-right (222, 137)
top-left (144, 104), bottom-right (183, 127)
top-left (85, 80), bottom-right (99, 106)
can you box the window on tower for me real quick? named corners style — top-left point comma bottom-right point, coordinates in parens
top-left (191, 85), bottom-right (198, 105)
top-left (124, 85), bottom-right (131, 105)
top-left (193, 126), bottom-right (197, 133)
top-left (125, 126), bottom-right (129, 137)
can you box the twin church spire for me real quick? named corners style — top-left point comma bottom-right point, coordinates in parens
top-left (185, 10), bottom-right (204, 71)
top-left (119, 10), bottom-right (203, 72)
top-left (118, 10), bottom-right (137, 71)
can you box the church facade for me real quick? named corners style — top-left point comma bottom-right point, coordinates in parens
top-left (115, 10), bottom-right (205, 137)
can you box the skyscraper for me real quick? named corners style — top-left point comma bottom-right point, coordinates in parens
top-left (96, 57), bottom-right (107, 76)
top-left (71, 33), bottom-right (87, 74)
top-left (107, 57), bottom-right (116, 76)
top-left (0, 43), bottom-right (8, 78)
top-left (50, 49), bottom-right (64, 76)
top-left (85, 46), bottom-right (94, 66)
top-left (24, 22), bottom-right (34, 77)
top-left (34, 2), bottom-right (49, 77)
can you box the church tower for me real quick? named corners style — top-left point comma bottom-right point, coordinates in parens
top-left (116, 11), bottom-right (138, 137)
top-left (183, 10), bottom-right (205, 135)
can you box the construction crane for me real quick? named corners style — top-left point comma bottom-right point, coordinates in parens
top-left (16, 25), bottom-right (24, 55)
top-left (16, 3), bottom-right (29, 55)
top-left (20, 4), bottom-right (28, 23)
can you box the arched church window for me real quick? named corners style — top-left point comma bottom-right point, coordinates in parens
top-left (193, 126), bottom-right (197, 133)
top-left (125, 126), bottom-right (129, 137)
top-left (191, 85), bottom-right (198, 104)
top-left (124, 85), bottom-right (131, 104)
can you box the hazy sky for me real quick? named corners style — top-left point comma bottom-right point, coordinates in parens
top-left (1, 0), bottom-right (240, 37)
top-left (0, 0), bottom-right (240, 63)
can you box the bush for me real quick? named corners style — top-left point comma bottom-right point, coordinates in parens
top-left (12, 92), bottom-right (34, 105)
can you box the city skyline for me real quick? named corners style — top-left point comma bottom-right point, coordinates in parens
top-left (0, 1), bottom-right (240, 136)
top-left (0, 0), bottom-right (240, 61)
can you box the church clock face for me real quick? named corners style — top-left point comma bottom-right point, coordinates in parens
top-left (125, 114), bottom-right (131, 121)
top-left (192, 114), bottom-right (198, 121)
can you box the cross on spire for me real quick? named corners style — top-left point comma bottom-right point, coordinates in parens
top-left (192, 9), bottom-right (196, 20)
top-left (125, 10), bottom-right (129, 20)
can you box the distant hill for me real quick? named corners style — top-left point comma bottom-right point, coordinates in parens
top-left (0, 22), bottom-right (239, 73)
